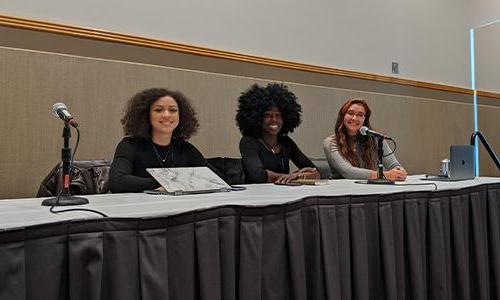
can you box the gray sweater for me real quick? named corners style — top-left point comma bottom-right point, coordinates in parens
top-left (323, 134), bottom-right (401, 179)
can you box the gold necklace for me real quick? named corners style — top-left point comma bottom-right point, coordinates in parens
top-left (151, 141), bottom-right (172, 165)
top-left (260, 138), bottom-right (279, 154)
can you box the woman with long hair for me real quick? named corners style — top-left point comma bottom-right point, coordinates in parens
top-left (323, 98), bottom-right (407, 181)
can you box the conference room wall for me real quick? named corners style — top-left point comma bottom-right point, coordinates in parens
top-left (1, 44), bottom-right (498, 199)
top-left (471, 0), bottom-right (500, 28)
top-left (475, 22), bottom-right (500, 93)
top-left (0, 0), bottom-right (475, 88)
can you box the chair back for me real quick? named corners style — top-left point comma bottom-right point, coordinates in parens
top-left (206, 157), bottom-right (246, 185)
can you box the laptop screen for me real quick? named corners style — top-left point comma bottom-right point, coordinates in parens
top-left (147, 167), bottom-right (231, 195)
top-left (450, 145), bottom-right (475, 180)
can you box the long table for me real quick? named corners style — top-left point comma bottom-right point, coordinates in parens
top-left (1, 176), bottom-right (500, 299)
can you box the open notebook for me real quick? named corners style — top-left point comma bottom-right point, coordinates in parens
top-left (146, 167), bottom-right (231, 195)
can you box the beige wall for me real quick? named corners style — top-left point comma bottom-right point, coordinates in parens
top-left (476, 22), bottom-right (500, 93)
top-left (0, 0), bottom-right (476, 88)
top-left (0, 29), bottom-right (499, 199)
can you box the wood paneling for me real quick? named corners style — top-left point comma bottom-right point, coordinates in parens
top-left (1, 14), bottom-right (498, 98)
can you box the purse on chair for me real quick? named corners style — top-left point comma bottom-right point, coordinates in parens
top-left (36, 159), bottom-right (112, 197)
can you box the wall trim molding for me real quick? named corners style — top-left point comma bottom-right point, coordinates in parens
top-left (1, 13), bottom-right (499, 99)
top-left (478, 90), bottom-right (500, 99)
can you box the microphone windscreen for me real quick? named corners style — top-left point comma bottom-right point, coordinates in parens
top-left (52, 102), bottom-right (67, 117)
top-left (359, 126), bottom-right (368, 136)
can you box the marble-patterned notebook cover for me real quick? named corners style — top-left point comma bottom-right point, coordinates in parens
top-left (146, 167), bottom-right (231, 195)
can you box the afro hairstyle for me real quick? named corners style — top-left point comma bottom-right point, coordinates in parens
top-left (235, 83), bottom-right (302, 137)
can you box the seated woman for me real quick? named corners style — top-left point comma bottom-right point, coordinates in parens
top-left (109, 88), bottom-right (206, 192)
top-left (323, 98), bottom-right (407, 181)
top-left (236, 83), bottom-right (320, 183)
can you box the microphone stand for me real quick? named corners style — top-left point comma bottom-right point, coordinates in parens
top-left (42, 123), bottom-right (89, 206)
top-left (367, 137), bottom-right (395, 185)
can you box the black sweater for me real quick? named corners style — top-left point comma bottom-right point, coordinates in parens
top-left (239, 135), bottom-right (316, 183)
top-left (109, 137), bottom-right (206, 192)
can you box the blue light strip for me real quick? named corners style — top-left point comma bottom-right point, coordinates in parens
top-left (469, 29), bottom-right (479, 176)
top-left (470, 18), bottom-right (500, 176)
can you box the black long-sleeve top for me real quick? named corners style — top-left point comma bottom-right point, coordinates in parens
top-left (239, 135), bottom-right (317, 183)
top-left (109, 137), bottom-right (207, 193)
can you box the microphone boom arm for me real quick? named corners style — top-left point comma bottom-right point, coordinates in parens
top-left (470, 131), bottom-right (500, 170)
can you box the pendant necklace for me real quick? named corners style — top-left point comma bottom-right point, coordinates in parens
top-left (260, 138), bottom-right (279, 154)
top-left (151, 141), bottom-right (172, 167)
top-left (260, 138), bottom-right (286, 173)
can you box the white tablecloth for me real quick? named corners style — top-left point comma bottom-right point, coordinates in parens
top-left (1, 175), bottom-right (499, 230)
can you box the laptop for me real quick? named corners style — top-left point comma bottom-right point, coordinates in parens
top-left (422, 145), bottom-right (475, 181)
top-left (146, 166), bottom-right (232, 195)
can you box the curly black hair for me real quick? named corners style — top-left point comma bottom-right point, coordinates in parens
top-left (121, 88), bottom-right (199, 140)
top-left (235, 83), bottom-right (302, 137)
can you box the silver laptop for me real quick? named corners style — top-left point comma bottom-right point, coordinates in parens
top-left (146, 167), bottom-right (231, 195)
top-left (422, 145), bottom-right (475, 181)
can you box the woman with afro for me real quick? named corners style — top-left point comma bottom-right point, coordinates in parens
top-left (236, 83), bottom-right (319, 183)
top-left (109, 88), bottom-right (207, 192)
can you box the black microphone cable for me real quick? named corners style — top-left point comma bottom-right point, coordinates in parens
top-left (383, 138), bottom-right (397, 158)
top-left (377, 139), bottom-right (436, 190)
top-left (49, 126), bottom-right (108, 218)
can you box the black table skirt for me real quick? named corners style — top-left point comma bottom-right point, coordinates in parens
top-left (1, 183), bottom-right (500, 300)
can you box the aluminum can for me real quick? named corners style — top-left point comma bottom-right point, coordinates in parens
top-left (440, 158), bottom-right (450, 177)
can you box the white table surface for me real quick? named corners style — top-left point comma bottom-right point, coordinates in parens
top-left (1, 175), bottom-right (499, 231)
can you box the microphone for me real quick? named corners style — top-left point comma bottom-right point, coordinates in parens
top-left (359, 126), bottom-right (392, 140)
top-left (52, 103), bottom-right (79, 128)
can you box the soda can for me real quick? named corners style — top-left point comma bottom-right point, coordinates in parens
top-left (440, 158), bottom-right (450, 177)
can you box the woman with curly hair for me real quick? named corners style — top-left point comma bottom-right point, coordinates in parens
top-left (236, 83), bottom-right (319, 183)
top-left (323, 98), bottom-right (407, 181)
top-left (109, 88), bottom-right (207, 192)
